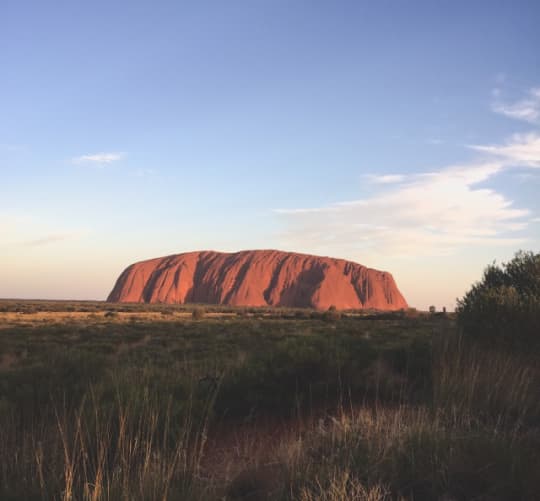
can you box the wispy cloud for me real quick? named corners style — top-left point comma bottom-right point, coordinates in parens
top-left (491, 87), bottom-right (540, 124)
top-left (0, 213), bottom-right (87, 249)
top-left (276, 140), bottom-right (532, 260)
top-left (20, 233), bottom-right (80, 247)
top-left (470, 132), bottom-right (540, 168)
top-left (72, 152), bottom-right (124, 165)
top-left (366, 174), bottom-right (405, 184)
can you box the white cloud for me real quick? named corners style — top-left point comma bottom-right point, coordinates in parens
top-left (276, 160), bottom-right (528, 261)
top-left (491, 87), bottom-right (540, 124)
top-left (72, 152), bottom-right (124, 165)
top-left (366, 174), bottom-right (405, 184)
top-left (470, 132), bottom-right (540, 168)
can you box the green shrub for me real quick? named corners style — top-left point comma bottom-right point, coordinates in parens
top-left (456, 251), bottom-right (540, 350)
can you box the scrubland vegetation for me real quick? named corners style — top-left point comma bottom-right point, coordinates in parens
top-left (1, 252), bottom-right (539, 500)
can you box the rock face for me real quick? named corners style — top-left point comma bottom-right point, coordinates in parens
top-left (107, 250), bottom-right (408, 310)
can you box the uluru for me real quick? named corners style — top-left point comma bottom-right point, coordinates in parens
top-left (107, 250), bottom-right (408, 310)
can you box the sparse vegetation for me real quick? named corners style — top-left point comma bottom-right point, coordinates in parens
top-left (0, 262), bottom-right (539, 501)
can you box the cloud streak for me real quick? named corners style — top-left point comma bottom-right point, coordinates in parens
top-left (470, 132), bottom-right (540, 168)
top-left (275, 130), bottom-right (540, 261)
top-left (20, 233), bottom-right (80, 247)
top-left (72, 152), bottom-right (124, 165)
top-left (366, 174), bottom-right (405, 184)
top-left (491, 87), bottom-right (540, 124)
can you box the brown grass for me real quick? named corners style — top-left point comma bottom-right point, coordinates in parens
top-left (0, 302), bottom-right (538, 500)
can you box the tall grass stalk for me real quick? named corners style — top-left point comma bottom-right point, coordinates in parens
top-left (0, 380), bottom-right (218, 500)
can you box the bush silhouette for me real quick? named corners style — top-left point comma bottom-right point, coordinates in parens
top-left (456, 251), bottom-right (540, 349)
top-left (323, 305), bottom-right (341, 322)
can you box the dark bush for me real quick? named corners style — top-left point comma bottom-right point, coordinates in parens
top-left (322, 305), bottom-right (341, 322)
top-left (456, 251), bottom-right (540, 350)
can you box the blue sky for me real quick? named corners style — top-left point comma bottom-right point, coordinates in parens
top-left (1, 1), bottom-right (539, 309)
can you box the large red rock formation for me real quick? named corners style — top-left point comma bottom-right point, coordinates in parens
top-left (107, 250), bottom-right (408, 310)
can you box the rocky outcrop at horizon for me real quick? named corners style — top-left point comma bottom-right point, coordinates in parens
top-left (107, 250), bottom-right (408, 310)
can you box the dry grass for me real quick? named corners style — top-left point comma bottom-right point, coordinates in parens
top-left (298, 473), bottom-right (393, 501)
top-left (1, 385), bottom-right (218, 500)
top-left (0, 302), bottom-right (538, 499)
top-left (432, 332), bottom-right (540, 423)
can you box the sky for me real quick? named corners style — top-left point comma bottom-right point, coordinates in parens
top-left (1, 0), bottom-right (539, 310)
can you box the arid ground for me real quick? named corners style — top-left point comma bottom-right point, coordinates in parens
top-left (1, 299), bottom-right (539, 500)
